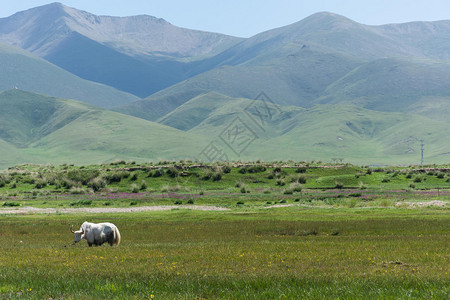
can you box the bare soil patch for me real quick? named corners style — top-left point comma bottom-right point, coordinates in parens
top-left (0, 205), bottom-right (230, 215)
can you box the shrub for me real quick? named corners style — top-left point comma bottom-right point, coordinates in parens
top-left (348, 193), bottom-right (362, 197)
top-left (413, 176), bottom-right (422, 183)
top-left (130, 201), bottom-right (138, 206)
top-left (202, 170), bottom-right (213, 180)
top-left (222, 165), bottom-right (231, 174)
top-left (247, 165), bottom-right (266, 173)
top-left (238, 168), bottom-right (247, 174)
top-left (331, 229), bottom-right (340, 236)
top-left (276, 179), bottom-right (286, 186)
top-left (335, 182), bottom-right (344, 189)
top-left (267, 174), bottom-right (274, 179)
top-left (2, 201), bottom-right (20, 207)
top-left (273, 167), bottom-right (282, 173)
top-left (236, 201), bottom-right (244, 205)
top-left (280, 199), bottom-right (287, 203)
top-left (88, 177), bottom-right (106, 192)
top-left (377, 199), bottom-right (392, 207)
top-left (187, 199), bottom-right (195, 204)
top-left (240, 186), bottom-right (249, 193)
top-left (290, 182), bottom-right (302, 192)
top-left (69, 187), bottom-right (86, 194)
top-left (130, 183), bottom-right (139, 193)
top-left (283, 188), bottom-right (294, 195)
top-left (106, 171), bottom-right (129, 183)
top-left (212, 172), bottom-right (222, 181)
top-left (153, 169), bottom-right (164, 177)
top-left (66, 169), bottom-right (100, 185)
top-left (406, 173), bottom-right (412, 179)
top-left (436, 172), bottom-right (445, 179)
top-left (34, 179), bottom-right (47, 189)
top-left (166, 167), bottom-right (179, 178)
top-left (174, 200), bottom-right (183, 205)
top-left (366, 168), bottom-right (373, 175)
top-left (295, 167), bottom-right (307, 173)
top-left (297, 175), bottom-right (307, 184)
top-left (140, 180), bottom-right (147, 191)
top-left (130, 173), bottom-right (138, 181)
top-left (161, 185), bottom-right (182, 193)
top-left (381, 177), bottom-right (390, 183)
top-left (69, 199), bottom-right (92, 206)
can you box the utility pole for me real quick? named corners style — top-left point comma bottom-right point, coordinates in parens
top-left (420, 139), bottom-right (424, 165)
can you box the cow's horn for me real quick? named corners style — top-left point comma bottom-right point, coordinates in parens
top-left (70, 225), bottom-right (75, 233)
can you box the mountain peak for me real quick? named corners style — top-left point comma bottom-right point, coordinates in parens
top-left (298, 11), bottom-right (360, 29)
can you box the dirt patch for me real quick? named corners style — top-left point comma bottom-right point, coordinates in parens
top-left (0, 205), bottom-right (230, 215)
top-left (397, 200), bottom-right (447, 208)
top-left (264, 204), bottom-right (297, 209)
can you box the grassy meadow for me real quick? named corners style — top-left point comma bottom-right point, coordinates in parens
top-left (0, 161), bottom-right (449, 298)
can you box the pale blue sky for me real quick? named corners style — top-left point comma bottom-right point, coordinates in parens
top-left (1, 0), bottom-right (449, 37)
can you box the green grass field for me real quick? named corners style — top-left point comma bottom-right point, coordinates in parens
top-left (0, 162), bottom-right (448, 298)
top-left (0, 209), bottom-right (448, 299)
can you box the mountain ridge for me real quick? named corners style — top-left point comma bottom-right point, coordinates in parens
top-left (0, 42), bottom-right (140, 107)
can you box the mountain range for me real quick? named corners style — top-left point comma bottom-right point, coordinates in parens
top-left (0, 3), bottom-right (449, 168)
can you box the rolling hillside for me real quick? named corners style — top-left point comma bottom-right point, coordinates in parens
top-left (315, 58), bottom-right (450, 113)
top-left (0, 43), bottom-right (140, 108)
top-left (0, 90), bottom-right (209, 169)
top-left (0, 90), bottom-right (448, 167)
top-left (154, 92), bottom-right (450, 165)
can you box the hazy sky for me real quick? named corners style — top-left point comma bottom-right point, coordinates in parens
top-left (1, 0), bottom-right (449, 37)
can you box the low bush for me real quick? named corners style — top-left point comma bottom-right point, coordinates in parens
top-left (335, 182), bottom-right (344, 189)
top-left (348, 193), bottom-right (362, 197)
top-left (130, 184), bottom-right (139, 193)
top-left (69, 199), bottom-right (92, 206)
top-left (2, 201), bottom-right (20, 207)
top-left (276, 179), bottom-right (286, 186)
top-left (69, 187), bottom-right (86, 194)
top-left (212, 172), bottom-right (222, 181)
top-left (413, 176), bottom-right (423, 183)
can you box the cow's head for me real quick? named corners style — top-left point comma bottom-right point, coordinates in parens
top-left (71, 226), bottom-right (84, 244)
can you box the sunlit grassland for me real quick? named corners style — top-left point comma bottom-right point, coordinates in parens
top-left (0, 208), bottom-right (448, 299)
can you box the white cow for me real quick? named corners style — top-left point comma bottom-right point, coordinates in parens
top-left (71, 222), bottom-right (121, 247)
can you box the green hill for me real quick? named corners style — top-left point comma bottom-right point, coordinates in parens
top-left (315, 58), bottom-right (450, 113)
top-left (155, 92), bottom-right (450, 165)
top-left (0, 43), bottom-right (140, 108)
top-left (0, 90), bottom-right (209, 169)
